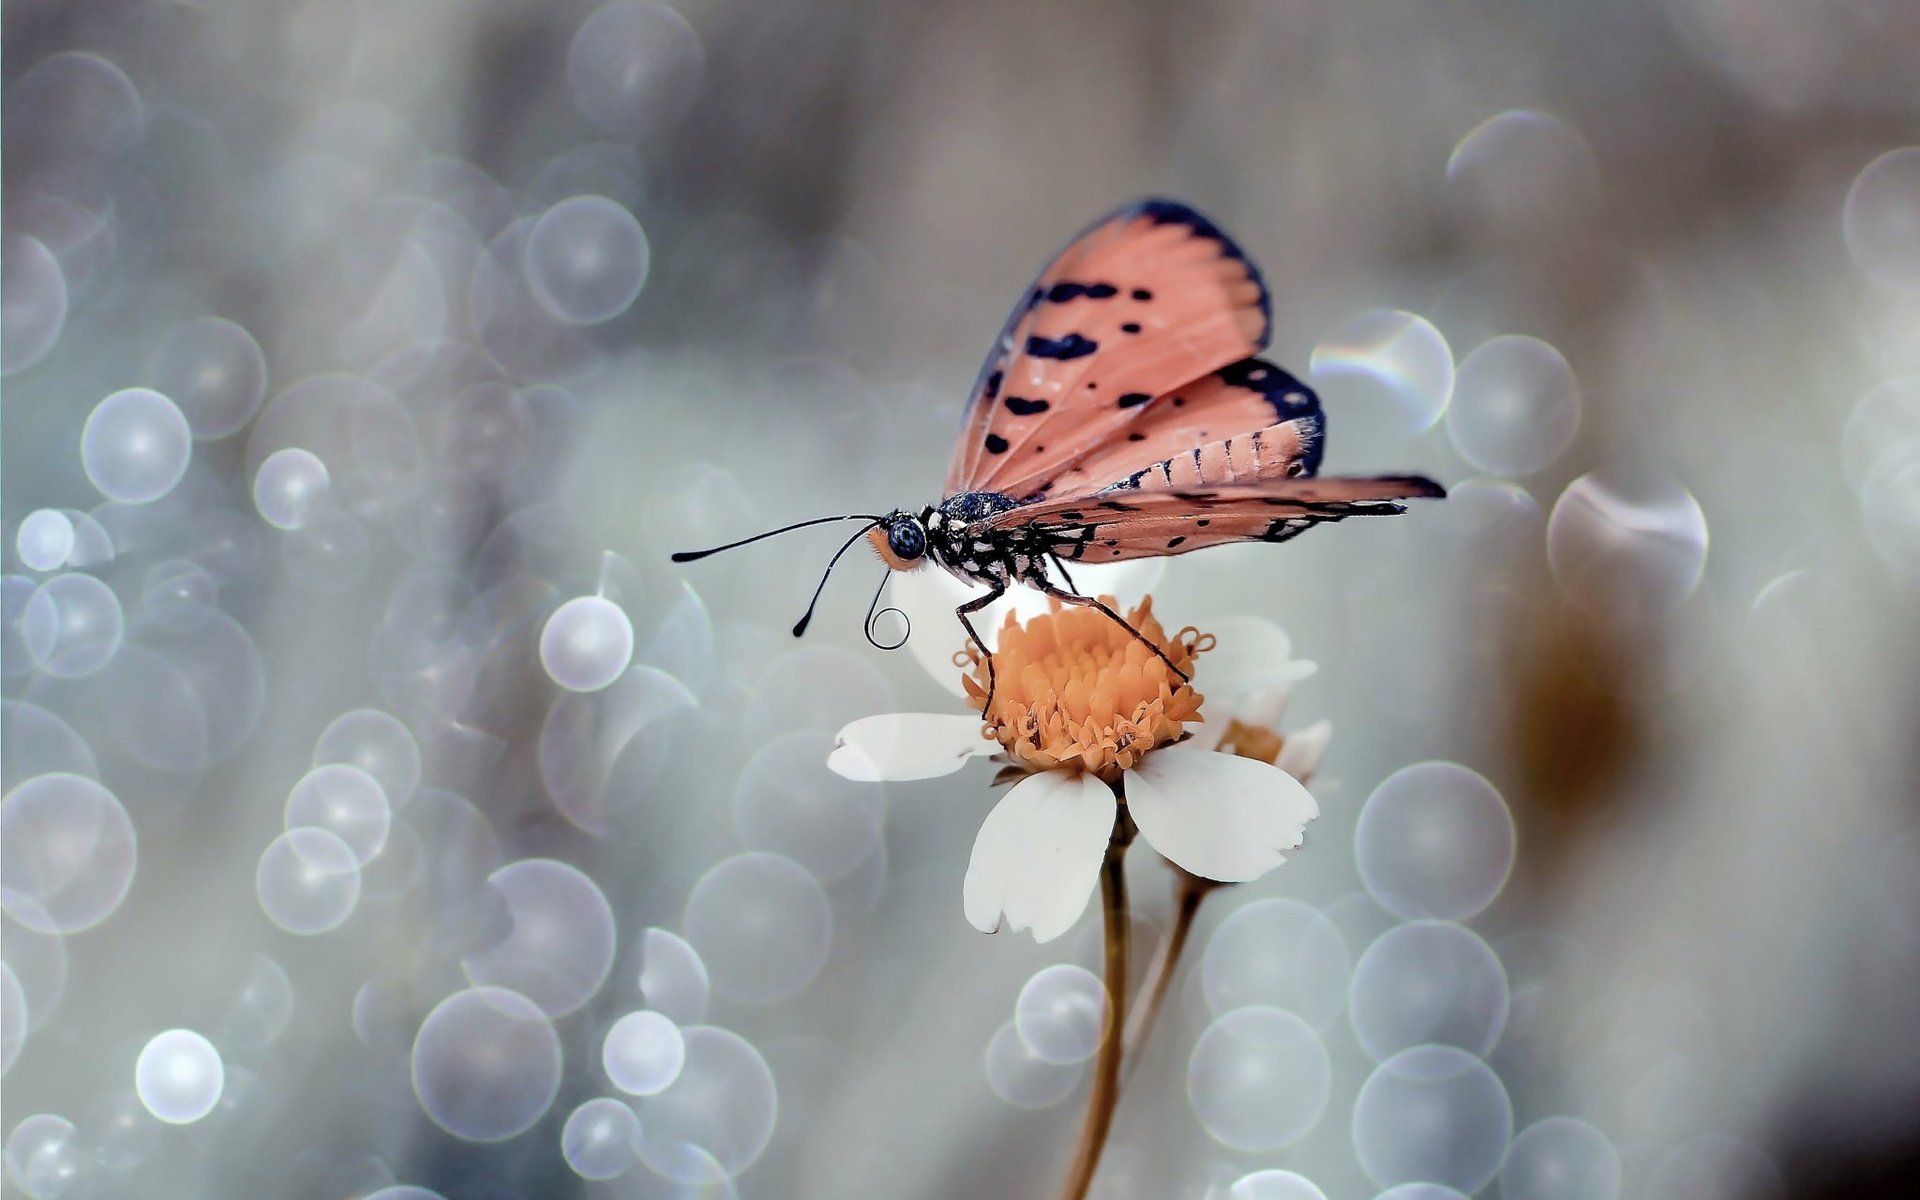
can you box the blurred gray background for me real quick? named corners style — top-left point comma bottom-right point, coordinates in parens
top-left (5, 0), bottom-right (1920, 1197)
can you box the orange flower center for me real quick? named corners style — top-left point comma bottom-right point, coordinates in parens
top-left (962, 596), bottom-right (1209, 780)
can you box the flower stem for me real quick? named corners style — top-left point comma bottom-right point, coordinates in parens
top-left (1121, 865), bottom-right (1219, 1075)
top-left (1056, 807), bottom-right (1135, 1200)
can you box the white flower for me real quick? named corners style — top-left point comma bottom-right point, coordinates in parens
top-left (828, 596), bottom-right (1328, 943)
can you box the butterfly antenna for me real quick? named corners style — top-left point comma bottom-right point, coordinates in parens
top-left (671, 514), bottom-right (887, 563)
top-left (864, 569), bottom-right (909, 651)
top-left (792, 522), bottom-right (881, 637)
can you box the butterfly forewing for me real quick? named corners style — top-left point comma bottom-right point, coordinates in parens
top-left (946, 200), bottom-right (1270, 501)
top-left (982, 477), bottom-right (1445, 563)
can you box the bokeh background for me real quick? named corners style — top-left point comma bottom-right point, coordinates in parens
top-left (5, 0), bottom-right (1920, 1197)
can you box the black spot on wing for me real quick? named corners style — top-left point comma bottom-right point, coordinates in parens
top-left (1131, 288), bottom-right (1153, 301)
top-left (1261, 518), bottom-right (1313, 544)
top-left (1217, 359), bottom-right (1301, 401)
top-left (1044, 281), bottom-right (1120, 303)
top-left (1117, 393), bottom-right (1152, 409)
top-left (985, 434), bottom-right (1009, 455)
top-left (1003, 396), bottom-right (1049, 416)
top-left (983, 369), bottom-right (1003, 400)
top-left (1025, 333), bottom-right (1099, 360)
top-left (1167, 536), bottom-right (1186, 548)
top-left (1121, 322), bottom-right (1141, 334)
top-left (1379, 475), bottom-right (1447, 498)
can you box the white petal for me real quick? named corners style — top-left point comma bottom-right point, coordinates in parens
top-left (1236, 684), bottom-right (1292, 731)
top-left (1126, 751), bottom-right (1319, 884)
top-left (1168, 685), bottom-right (1279, 757)
top-left (1199, 617), bottom-right (1315, 698)
top-left (962, 770), bottom-right (1114, 943)
top-left (890, 567), bottom-right (1032, 697)
top-left (828, 713), bottom-right (994, 782)
top-left (1275, 719), bottom-right (1332, 783)
top-left (1064, 557), bottom-right (1161, 607)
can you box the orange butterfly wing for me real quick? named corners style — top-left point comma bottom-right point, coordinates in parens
top-left (1041, 357), bottom-right (1324, 498)
top-left (945, 200), bottom-right (1269, 501)
top-left (979, 477), bottom-right (1447, 563)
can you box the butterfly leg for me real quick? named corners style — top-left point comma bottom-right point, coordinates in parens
top-left (1035, 582), bottom-right (1191, 683)
top-left (1046, 552), bottom-right (1079, 596)
top-left (955, 583), bottom-right (1009, 712)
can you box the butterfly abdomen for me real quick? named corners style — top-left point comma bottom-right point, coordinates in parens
top-left (1107, 419), bottom-right (1320, 493)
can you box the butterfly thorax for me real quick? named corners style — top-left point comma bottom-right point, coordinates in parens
top-left (935, 491), bottom-right (1021, 524)
top-left (925, 491), bottom-right (1052, 589)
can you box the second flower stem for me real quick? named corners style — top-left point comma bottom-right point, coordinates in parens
top-left (1122, 865), bottom-right (1219, 1073)
top-left (1055, 809), bottom-right (1135, 1200)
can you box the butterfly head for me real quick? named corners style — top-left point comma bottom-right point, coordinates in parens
top-left (868, 510), bottom-right (930, 571)
top-left (672, 509), bottom-right (916, 646)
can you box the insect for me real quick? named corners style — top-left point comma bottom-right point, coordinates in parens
top-left (675, 199), bottom-right (1444, 705)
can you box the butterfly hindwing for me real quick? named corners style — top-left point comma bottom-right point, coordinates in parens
top-left (981, 477), bottom-right (1446, 563)
top-left (1040, 357), bottom-right (1325, 498)
top-left (945, 200), bottom-right (1270, 500)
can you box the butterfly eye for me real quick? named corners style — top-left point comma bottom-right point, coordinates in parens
top-left (887, 521), bottom-right (927, 560)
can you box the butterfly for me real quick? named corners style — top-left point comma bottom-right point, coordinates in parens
top-left (676, 199), bottom-right (1444, 704)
